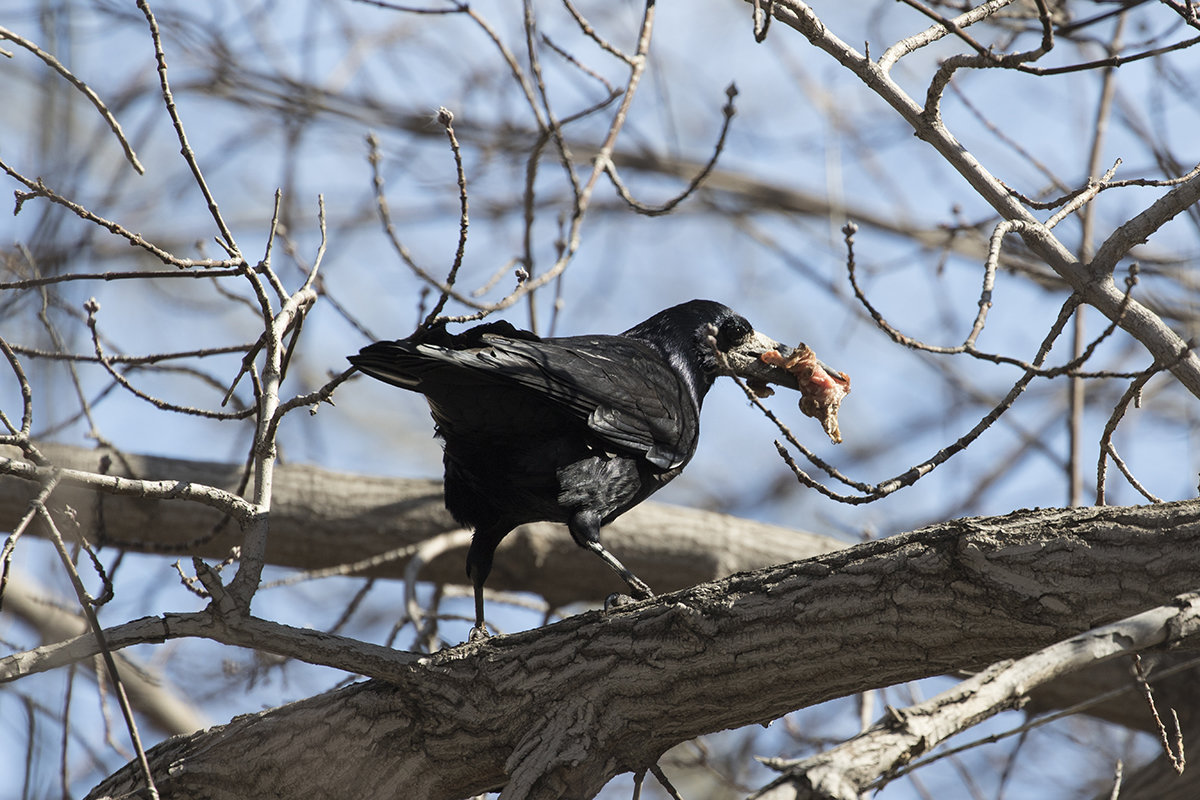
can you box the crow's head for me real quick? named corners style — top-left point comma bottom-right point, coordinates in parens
top-left (622, 299), bottom-right (814, 398)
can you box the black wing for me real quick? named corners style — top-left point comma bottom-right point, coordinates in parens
top-left (350, 331), bottom-right (699, 470)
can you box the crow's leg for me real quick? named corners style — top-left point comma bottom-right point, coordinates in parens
top-left (467, 579), bottom-right (489, 642)
top-left (465, 525), bottom-right (507, 641)
top-left (568, 510), bottom-right (654, 600)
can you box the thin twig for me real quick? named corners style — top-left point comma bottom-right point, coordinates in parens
top-left (539, 34), bottom-right (617, 95)
top-left (10, 342), bottom-right (254, 366)
top-left (1045, 160), bottom-right (1121, 229)
top-left (0, 334), bottom-right (36, 446)
top-left (0, 266), bottom-right (246, 290)
top-left (422, 109), bottom-right (471, 326)
top-left (259, 189), bottom-right (291, 302)
top-left (1109, 760), bottom-right (1123, 800)
top-left (0, 455), bottom-right (257, 522)
top-left (38, 497), bottom-right (160, 799)
top-left (604, 83), bottom-right (739, 217)
top-left (1072, 25), bottom-right (1125, 506)
top-left (0, 25), bottom-right (144, 173)
top-left (752, 0), bottom-right (774, 42)
top-left (366, 132), bottom-right (482, 310)
top-left (0, 475), bottom-right (60, 611)
top-left (1133, 653), bottom-right (1186, 774)
top-left (561, 0), bottom-right (633, 64)
top-left (879, 0), bottom-right (1020, 72)
top-left (34, 270), bottom-right (104, 441)
top-left (136, 0), bottom-right (239, 256)
top-left (84, 299), bottom-right (252, 420)
top-left (1096, 355), bottom-right (1177, 505)
top-left (763, 287), bottom-right (1086, 504)
top-left (651, 764), bottom-right (686, 800)
top-left (1, 156), bottom-right (236, 269)
top-left (847, 221), bottom-right (1140, 378)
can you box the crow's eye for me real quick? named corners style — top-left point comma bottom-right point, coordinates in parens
top-left (716, 315), bottom-right (752, 351)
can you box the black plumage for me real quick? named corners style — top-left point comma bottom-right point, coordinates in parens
top-left (349, 299), bottom-right (807, 639)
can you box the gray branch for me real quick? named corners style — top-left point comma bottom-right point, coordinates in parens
top-left (83, 498), bottom-right (1200, 800)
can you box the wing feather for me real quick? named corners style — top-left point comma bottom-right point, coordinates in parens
top-left (476, 334), bottom-right (698, 468)
top-left (351, 332), bottom-right (698, 470)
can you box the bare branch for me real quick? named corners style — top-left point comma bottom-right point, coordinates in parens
top-left (1, 157), bottom-right (238, 269)
top-left (753, 593), bottom-right (1200, 799)
top-left (421, 108), bottom-right (471, 326)
top-left (603, 83), bottom-right (739, 217)
top-left (136, 0), bottom-right (239, 256)
top-left (755, 0), bottom-right (1200, 398)
top-left (38, 493), bottom-right (160, 799)
top-left (79, 501), bottom-right (1200, 799)
top-left (0, 25), bottom-right (144, 173)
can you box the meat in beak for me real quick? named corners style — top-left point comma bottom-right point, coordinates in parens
top-left (723, 333), bottom-right (851, 444)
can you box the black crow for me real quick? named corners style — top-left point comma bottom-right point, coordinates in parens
top-left (349, 299), bottom-right (826, 639)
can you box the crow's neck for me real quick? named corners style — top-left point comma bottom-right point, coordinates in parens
top-left (623, 332), bottom-right (713, 410)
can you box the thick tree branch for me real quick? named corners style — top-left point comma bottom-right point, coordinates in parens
top-left (1091, 172), bottom-right (1200, 276)
top-left (753, 593), bottom-right (1200, 800)
top-left (86, 499), bottom-right (1200, 800)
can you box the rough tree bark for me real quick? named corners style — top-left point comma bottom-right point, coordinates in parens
top-left (72, 498), bottom-right (1200, 800)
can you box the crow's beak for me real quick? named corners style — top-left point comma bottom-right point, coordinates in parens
top-left (722, 332), bottom-right (844, 392)
top-left (722, 332), bottom-right (798, 388)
